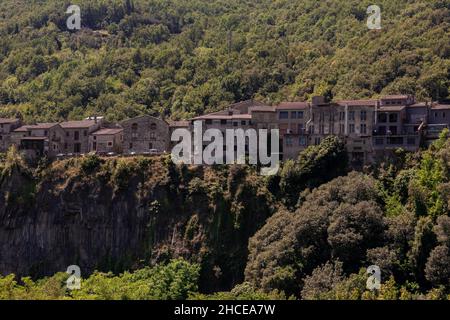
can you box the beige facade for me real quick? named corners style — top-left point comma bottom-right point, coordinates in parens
top-left (89, 128), bottom-right (124, 154)
top-left (121, 115), bottom-right (169, 154)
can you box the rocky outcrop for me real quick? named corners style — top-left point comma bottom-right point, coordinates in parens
top-left (0, 156), bottom-right (276, 292)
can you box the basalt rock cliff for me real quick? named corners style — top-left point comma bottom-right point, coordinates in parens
top-left (0, 156), bottom-right (276, 292)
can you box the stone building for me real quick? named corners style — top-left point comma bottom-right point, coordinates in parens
top-left (11, 123), bottom-right (65, 158)
top-left (89, 128), bottom-right (124, 154)
top-left (121, 115), bottom-right (169, 154)
top-left (0, 118), bottom-right (21, 152)
top-left (60, 119), bottom-right (102, 154)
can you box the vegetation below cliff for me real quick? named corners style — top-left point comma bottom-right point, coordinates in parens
top-left (0, 132), bottom-right (449, 300)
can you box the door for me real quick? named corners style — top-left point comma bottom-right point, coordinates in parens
top-left (74, 143), bottom-right (81, 153)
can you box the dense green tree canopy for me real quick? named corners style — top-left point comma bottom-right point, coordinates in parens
top-left (0, 0), bottom-right (449, 123)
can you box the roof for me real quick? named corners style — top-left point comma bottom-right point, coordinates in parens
top-left (431, 104), bottom-right (450, 110)
top-left (20, 136), bottom-right (47, 141)
top-left (381, 95), bottom-right (410, 100)
top-left (408, 103), bottom-right (428, 108)
top-left (0, 118), bottom-right (20, 124)
top-left (168, 120), bottom-right (190, 127)
top-left (248, 106), bottom-right (276, 113)
top-left (60, 120), bottom-right (98, 129)
top-left (378, 106), bottom-right (406, 112)
top-left (13, 123), bottom-right (58, 132)
top-left (192, 114), bottom-right (252, 120)
top-left (337, 99), bottom-right (378, 106)
top-left (29, 123), bottom-right (59, 130)
top-left (276, 102), bottom-right (309, 110)
top-left (92, 128), bottom-right (123, 135)
top-left (14, 125), bottom-right (32, 132)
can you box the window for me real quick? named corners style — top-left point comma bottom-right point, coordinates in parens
top-left (349, 111), bottom-right (355, 121)
top-left (150, 132), bottom-right (156, 140)
top-left (389, 126), bottom-right (397, 135)
top-left (298, 123), bottom-right (304, 134)
top-left (378, 113), bottom-right (387, 123)
top-left (44, 130), bottom-right (48, 136)
top-left (241, 121), bottom-right (246, 125)
top-left (132, 123), bottom-right (138, 139)
top-left (299, 136), bottom-right (307, 146)
top-left (407, 137), bottom-right (416, 145)
top-left (340, 124), bottom-right (345, 134)
top-left (298, 111), bottom-right (304, 119)
top-left (150, 123), bottom-right (157, 130)
top-left (149, 143), bottom-right (153, 149)
top-left (378, 126), bottom-right (386, 135)
top-left (220, 119), bottom-right (227, 125)
top-left (279, 111), bottom-right (289, 119)
top-left (84, 130), bottom-right (87, 137)
top-left (361, 124), bottom-right (367, 134)
top-left (291, 111), bottom-right (297, 119)
top-left (285, 136), bottom-right (293, 147)
top-left (66, 132), bottom-right (70, 137)
top-left (233, 122), bottom-right (238, 127)
top-left (314, 137), bottom-right (321, 145)
top-left (309, 125), bottom-right (315, 134)
top-left (205, 119), bottom-right (212, 125)
top-left (375, 138), bottom-right (384, 145)
top-left (74, 131), bottom-right (79, 141)
top-left (64, 143), bottom-right (68, 149)
top-left (443, 112), bottom-right (446, 118)
top-left (360, 111), bottom-right (367, 121)
top-left (389, 113), bottom-right (398, 123)
top-left (129, 143), bottom-right (133, 149)
top-left (107, 141), bottom-right (113, 147)
top-left (349, 124), bottom-right (355, 133)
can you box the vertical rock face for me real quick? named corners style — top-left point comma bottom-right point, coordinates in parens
top-left (0, 157), bottom-right (276, 292)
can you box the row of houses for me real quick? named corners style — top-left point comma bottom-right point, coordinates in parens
top-left (0, 94), bottom-right (449, 165)
top-left (0, 116), bottom-right (172, 159)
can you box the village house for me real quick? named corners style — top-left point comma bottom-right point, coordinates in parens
top-left (11, 123), bottom-right (65, 158)
top-left (0, 118), bottom-right (21, 152)
top-left (89, 128), bottom-right (124, 154)
top-left (121, 115), bottom-right (169, 154)
top-left (60, 119), bottom-right (102, 154)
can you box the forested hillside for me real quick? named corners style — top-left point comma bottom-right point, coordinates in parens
top-left (0, 0), bottom-right (449, 122)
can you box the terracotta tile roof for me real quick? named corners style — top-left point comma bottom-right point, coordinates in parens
top-left (14, 125), bottom-right (32, 132)
top-left (13, 123), bottom-right (58, 132)
top-left (191, 114), bottom-right (252, 120)
top-left (92, 128), bottom-right (123, 135)
top-left (0, 118), bottom-right (20, 124)
top-left (20, 136), bottom-right (47, 141)
top-left (381, 95), bottom-right (410, 100)
top-left (336, 99), bottom-right (378, 106)
top-left (378, 106), bottom-right (406, 112)
top-left (168, 120), bottom-right (190, 127)
top-left (431, 104), bottom-right (450, 110)
top-left (248, 106), bottom-right (276, 113)
top-left (60, 120), bottom-right (98, 129)
top-left (30, 123), bottom-right (59, 129)
top-left (276, 102), bottom-right (309, 110)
